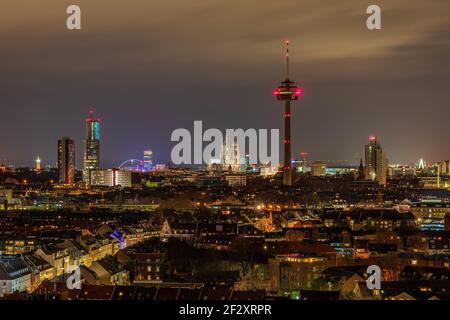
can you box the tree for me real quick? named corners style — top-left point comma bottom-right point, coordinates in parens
top-left (230, 236), bottom-right (256, 276)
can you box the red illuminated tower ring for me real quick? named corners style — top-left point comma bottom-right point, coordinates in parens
top-left (272, 40), bottom-right (304, 186)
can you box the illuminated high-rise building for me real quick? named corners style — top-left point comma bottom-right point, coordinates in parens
top-left (311, 161), bottom-right (326, 177)
top-left (300, 151), bottom-right (308, 174)
top-left (272, 41), bottom-right (304, 186)
top-left (143, 149), bottom-right (153, 172)
top-left (357, 158), bottom-right (365, 180)
top-left (58, 137), bottom-right (75, 184)
top-left (35, 157), bottom-right (41, 173)
top-left (90, 169), bottom-right (132, 187)
top-left (364, 135), bottom-right (387, 186)
top-left (83, 111), bottom-right (100, 182)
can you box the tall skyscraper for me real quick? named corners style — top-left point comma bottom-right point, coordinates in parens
top-left (272, 41), bottom-right (304, 186)
top-left (365, 135), bottom-right (387, 186)
top-left (35, 157), bottom-right (41, 173)
top-left (357, 158), bottom-right (365, 180)
top-left (58, 138), bottom-right (75, 184)
top-left (83, 111), bottom-right (100, 182)
top-left (300, 151), bottom-right (308, 174)
top-left (143, 149), bottom-right (153, 172)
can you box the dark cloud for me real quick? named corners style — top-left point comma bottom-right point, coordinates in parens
top-left (0, 0), bottom-right (449, 167)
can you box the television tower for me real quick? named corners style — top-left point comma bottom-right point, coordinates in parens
top-left (273, 41), bottom-right (304, 186)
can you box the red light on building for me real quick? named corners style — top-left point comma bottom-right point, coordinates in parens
top-left (294, 88), bottom-right (304, 97)
top-left (86, 110), bottom-right (100, 122)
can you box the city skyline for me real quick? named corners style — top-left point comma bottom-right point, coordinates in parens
top-left (1, 0), bottom-right (449, 167)
top-left (2, 1), bottom-right (450, 307)
top-left (0, 112), bottom-right (445, 169)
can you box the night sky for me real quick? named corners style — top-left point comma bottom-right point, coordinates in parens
top-left (1, 0), bottom-right (449, 168)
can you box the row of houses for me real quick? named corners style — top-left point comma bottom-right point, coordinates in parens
top-left (0, 225), bottom-right (160, 297)
top-left (0, 224), bottom-right (160, 256)
top-left (317, 265), bottom-right (450, 300)
top-left (0, 255), bottom-right (51, 297)
top-left (24, 283), bottom-right (265, 301)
